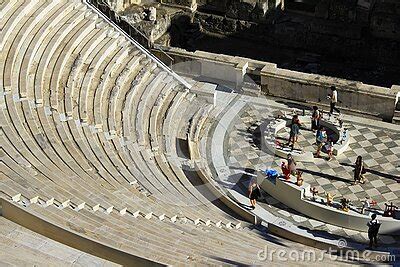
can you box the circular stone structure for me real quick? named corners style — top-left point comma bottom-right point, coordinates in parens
top-left (261, 114), bottom-right (350, 162)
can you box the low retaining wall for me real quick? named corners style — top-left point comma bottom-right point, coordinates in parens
top-left (257, 173), bottom-right (400, 235)
top-left (261, 65), bottom-right (400, 121)
top-left (152, 46), bottom-right (400, 121)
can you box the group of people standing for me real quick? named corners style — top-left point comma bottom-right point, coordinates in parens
top-left (246, 85), bottom-right (382, 248)
top-left (250, 86), bottom-right (342, 208)
top-left (287, 86), bottom-right (340, 158)
top-left (312, 86), bottom-right (341, 161)
top-left (287, 111), bottom-right (334, 161)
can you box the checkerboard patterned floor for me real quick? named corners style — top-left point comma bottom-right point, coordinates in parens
top-left (226, 102), bottom-right (400, 244)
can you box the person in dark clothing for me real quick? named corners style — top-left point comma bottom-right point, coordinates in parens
top-left (287, 115), bottom-right (301, 149)
top-left (354, 155), bottom-right (366, 184)
top-left (311, 106), bottom-right (321, 132)
top-left (367, 214), bottom-right (381, 248)
top-left (249, 180), bottom-right (261, 209)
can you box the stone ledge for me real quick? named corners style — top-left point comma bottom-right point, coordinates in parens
top-left (258, 173), bottom-right (400, 235)
top-left (0, 198), bottom-right (164, 267)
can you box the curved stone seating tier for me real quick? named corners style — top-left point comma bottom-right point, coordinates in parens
top-left (262, 115), bottom-right (350, 162)
top-left (95, 69), bottom-right (231, 222)
top-left (2, 161), bottom-right (266, 266)
top-left (3, 0), bottom-right (385, 264)
top-left (127, 74), bottom-right (243, 221)
top-left (1, 191), bottom-right (274, 266)
top-left (127, 79), bottom-right (239, 222)
top-left (257, 172), bottom-right (400, 235)
top-left (0, 217), bottom-right (116, 266)
top-left (158, 91), bottom-right (237, 218)
top-left (0, 1), bottom-right (279, 264)
top-left (152, 92), bottom-right (203, 200)
top-left (8, 198), bottom-right (208, 265)
top-left (108, 54), bottom-right (147, 134)
top-left (1, 133), bottom-right (152, 216)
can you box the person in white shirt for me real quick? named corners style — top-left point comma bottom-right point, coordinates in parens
top-left (329, 86), bottom-right (340, 115)
top-left (361, 197), bottom-right (371, 215)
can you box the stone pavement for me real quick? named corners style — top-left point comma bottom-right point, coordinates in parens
top-left (225, 100), bottom-right (400, 245)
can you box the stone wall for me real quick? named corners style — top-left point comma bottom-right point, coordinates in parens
top-left (159, 0), bottom-right (283, 16)
top-left (190, 10), bottom-right (400, 87)
top-left (160, 0), bottom-right (399, 41)
top-left (119, 6), bottom-right (171, 44)
top-left (89, 0), bottom-right (170, 47)
top-left (260, 64), bottom-right (399, 121)
top-left (160, 0), bottom-right (197, 10)
top-left (370, 0), bottom-right (400, 41)
top-left (105, 0), bottom-right (142, 12)
top-left (152, 46), bottom-right (400, 121)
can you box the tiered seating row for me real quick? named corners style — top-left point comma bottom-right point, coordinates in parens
top-left (0, 216), bottom-right (117, 266)
top-left (9, 192), bottom-right (241, 229)
top-left (0, 189), bottom-right (274, 266)
top-left (0, 0), bottom-right (320, 265)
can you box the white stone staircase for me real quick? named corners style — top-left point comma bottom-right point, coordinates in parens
top-left (9, 193), bottom-right (242, 229)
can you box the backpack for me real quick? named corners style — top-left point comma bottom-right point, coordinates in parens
top-left (316, 131), bottom-right (324, 143)
top-left (265, 169), bottom-right (278, 178)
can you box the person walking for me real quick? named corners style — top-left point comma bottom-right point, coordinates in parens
top-left (287, 154), bottom-right (297, 175)
top-left (328, 86), bottom-right (340, 115)
top-left (287, 115), bottom-right (301, 149)
top-left (367, 214), bottom-right (381, 248)
top-left (326, 140), bottom-right (334, 161)
top-left (248, 180), bottom-right (261, 209)
top-left (361, 197), bottom-right (371, 215)
top-left (354, 155), bottom-right (366, 184)
top-left (311, 106), bottom-right (321, 132)
top-left (315, 126), bottom-right (327, 158)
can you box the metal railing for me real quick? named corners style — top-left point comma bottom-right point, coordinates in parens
top-left (83, 0), bottom-right (191, 89)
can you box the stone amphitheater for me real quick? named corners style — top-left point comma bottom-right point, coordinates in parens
top-left (1, 0), bottom-right (400, 266)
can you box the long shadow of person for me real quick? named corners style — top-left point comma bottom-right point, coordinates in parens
top-left (340, 162), bottom-right (400, 183)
